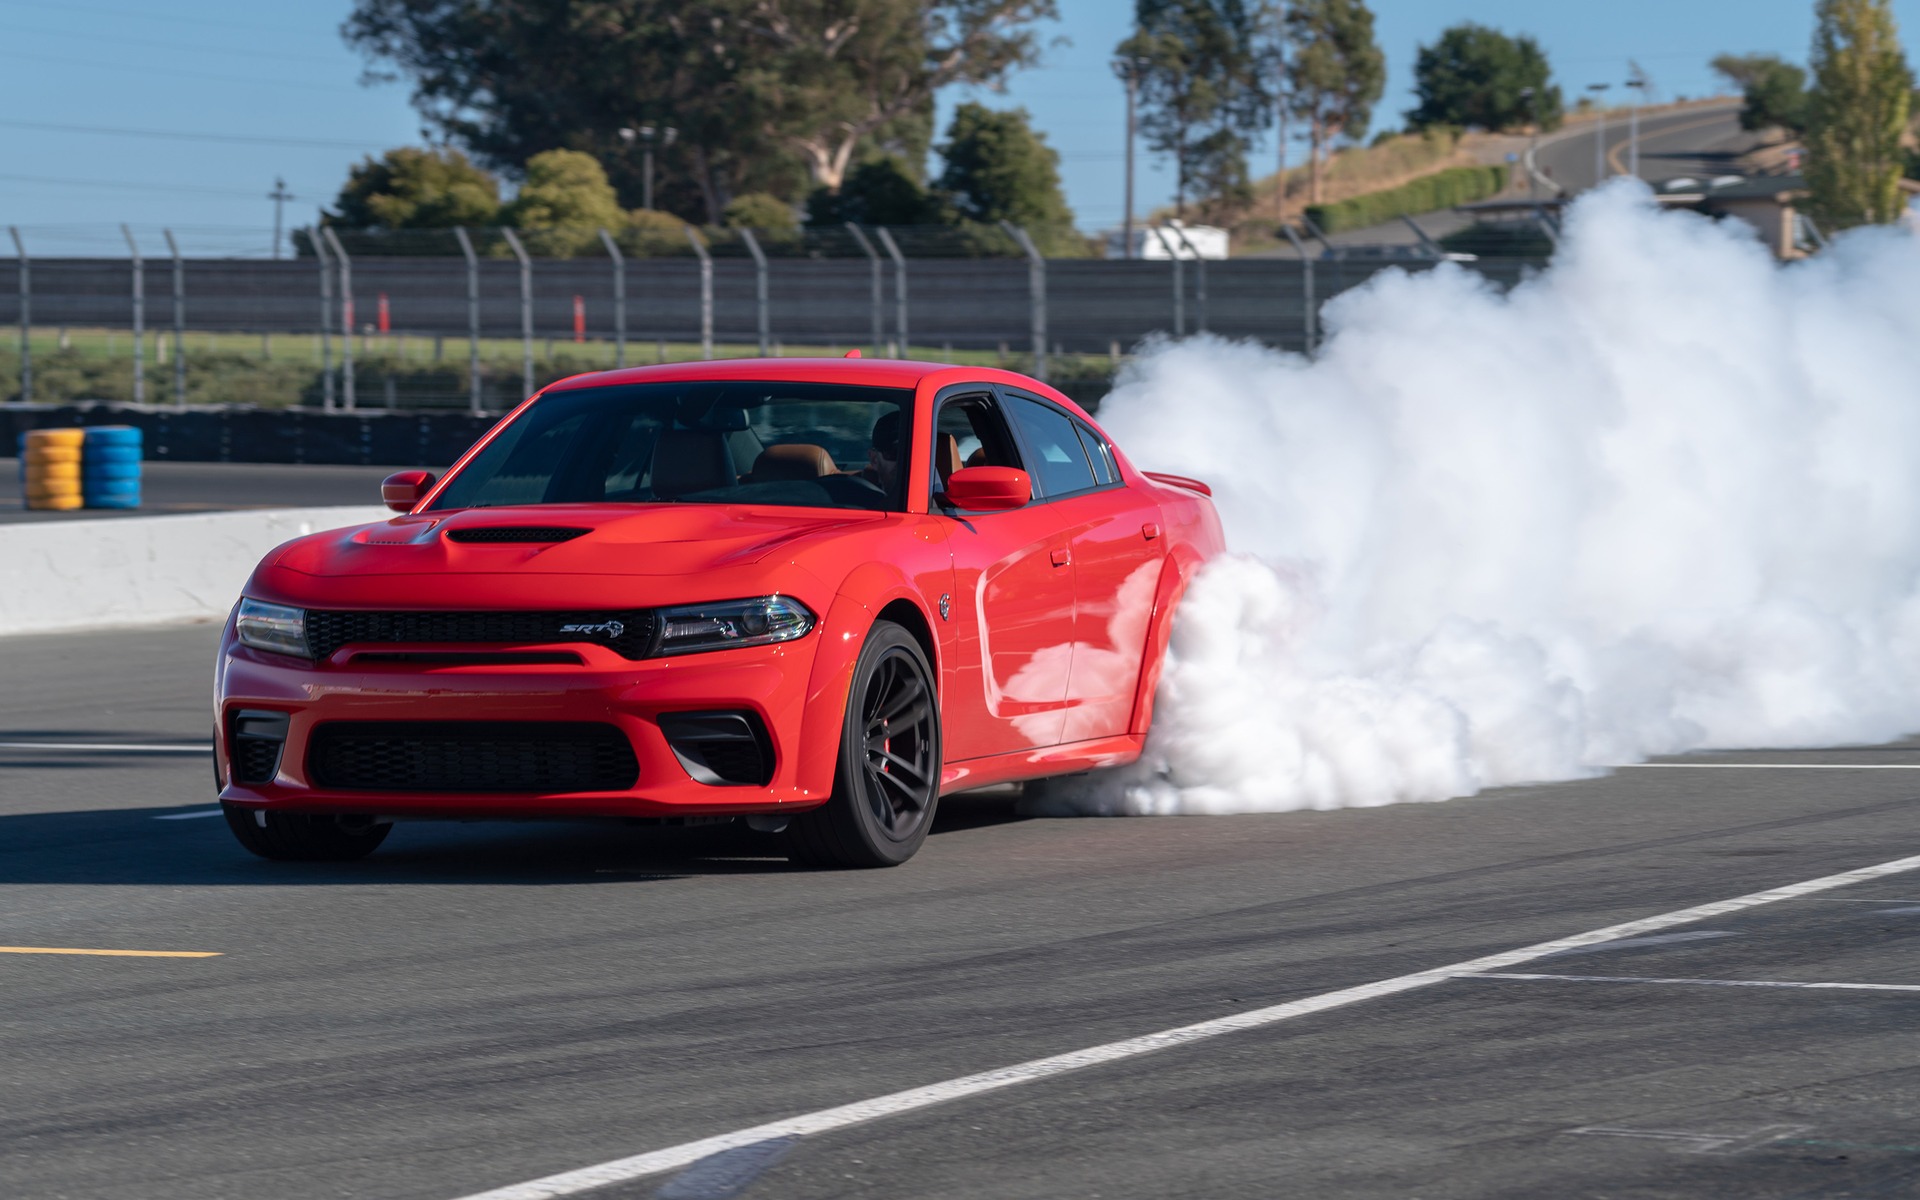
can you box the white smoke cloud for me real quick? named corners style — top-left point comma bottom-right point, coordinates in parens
top-left (1036, 183), bottom-right (1920, 816)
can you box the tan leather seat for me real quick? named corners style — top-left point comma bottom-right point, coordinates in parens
top-left (749, 443), bottom-right (837, 483)
top-left (935, 433), bottom-right (962, 484)
top-left (651, 430), bottom-right (738, 497)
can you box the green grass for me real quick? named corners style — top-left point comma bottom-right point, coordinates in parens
top-left (0, 328), bottom-right (1121, 409)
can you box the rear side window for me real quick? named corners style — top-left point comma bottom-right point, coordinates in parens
top-left (1076, 421), bottom-right (1117, 485)
top-left (1002, 394), bottom-right (1097, 498)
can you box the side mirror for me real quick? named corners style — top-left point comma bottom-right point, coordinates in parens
top-left (940, 466), bottom-right (1031, 512)
top-left (381, 470), bottom-right (437, 513)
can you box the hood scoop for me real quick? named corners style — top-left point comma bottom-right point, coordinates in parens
top-left (445, 526), bottom-right (591, 544)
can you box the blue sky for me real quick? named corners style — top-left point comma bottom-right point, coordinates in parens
top-left (0, 0), bottom-right (1908, 254)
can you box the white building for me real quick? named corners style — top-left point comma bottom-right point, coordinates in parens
top-left (1106, 220), bottom-right (1230, 260)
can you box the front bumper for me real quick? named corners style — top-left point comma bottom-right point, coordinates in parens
top-left (214, 635), bottom-right (833, 819)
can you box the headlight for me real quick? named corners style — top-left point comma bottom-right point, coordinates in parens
top-left (235, 598), bottom-right (308, 658)
top-left (655, 596), bottom-right (815, 656)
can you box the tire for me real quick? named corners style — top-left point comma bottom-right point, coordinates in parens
top-left (222, 802), bottom-right (391, 862)
top-left (786, 621), bottom-right (941, 868)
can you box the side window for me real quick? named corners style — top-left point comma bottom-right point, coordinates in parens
top-left (1075, 421), bottom-right (1117, 486)
top-left (1002, 394), bottom-right (1097, 498)
top-left (932, 395), bottom-right (1023, 493)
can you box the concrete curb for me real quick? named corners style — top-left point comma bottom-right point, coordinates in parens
top-left (0, 506), bottom-right (391, 636)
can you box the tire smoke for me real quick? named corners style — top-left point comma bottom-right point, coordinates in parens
top-left (1047, 183), bottom-right (1920, 816)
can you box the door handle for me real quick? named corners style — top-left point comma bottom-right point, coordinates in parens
top-left (1050, 548), bottom-right (1072, 567)
top-left (1142, 523), bottom-right (1161, 541)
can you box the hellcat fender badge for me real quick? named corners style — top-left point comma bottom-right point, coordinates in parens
top-left (939, 594), bottom-right (951, 622)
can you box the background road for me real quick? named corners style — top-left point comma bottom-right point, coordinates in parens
top-left (1533, 100), bottom-right (1758, 196)
top-left (3, 624), bottom-right (1919, 1198)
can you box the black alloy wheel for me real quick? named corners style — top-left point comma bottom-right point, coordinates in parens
top-left (786, 621), bottom-right (942, 868)
top-left (222, 802), bottom-right (392, 862)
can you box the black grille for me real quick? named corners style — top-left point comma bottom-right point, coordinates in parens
top-left (445, 527), bottom-right (590, 544)
top-left (228, 709), bottom-right (289, 786)
top-left (308, 721), bottom-right (638, 793)
top-left (305, 609), bottom-right (656, 661)
top-left (658, 711), bottom-right (774, 787)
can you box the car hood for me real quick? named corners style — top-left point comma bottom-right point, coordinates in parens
top-left (271, 503), bottom-right (887, 580)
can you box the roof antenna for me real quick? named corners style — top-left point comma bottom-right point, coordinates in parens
top-left (844, 348), bottom-right (862, 358)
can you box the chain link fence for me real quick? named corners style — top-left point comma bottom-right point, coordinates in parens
top-left (2, 222), bottom-right (1549, 413)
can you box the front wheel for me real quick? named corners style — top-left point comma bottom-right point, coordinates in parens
top-left (222, 803), bottom-right (391, 862)
top-left (786, 621), bottom-right (941, 868)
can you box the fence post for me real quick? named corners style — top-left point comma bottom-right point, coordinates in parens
top-left (874, 226), bottom-right (908, 356)
top-left (320, 226), bottom-right (355, 410)
top-left (312, 225), bottom-right (335, 411)
top-left (1169, 224), bottom-right (1207, 335)
top-left (499, 227), bottom-right (535, 400)
top-left (121, 224), bottom-right (145, 404)
top-left (738, 228), bottom-right (772, 356)
top-left (844, 223), bottom-right (884, 356)
top-left (453, 226), bottom-right (483, 412)
top-left (597, 227), bottom-right (626, 368)
top-left (1000, 221), bottom-right (1048, 381)
top-left (1150, 226), bottom-right (1184, 337)
top-left (7, 226), bottom-right (27, 404)
top-left (162, 229), bottom-right (186, 408)
top-left (684, 226), bottom-right (713, 359)
top-left (1279, 224), bottom-right (1317, 355)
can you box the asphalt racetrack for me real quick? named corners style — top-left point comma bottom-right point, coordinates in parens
top-left (0, 459), bottom-right (394, 522)
top-left (5, 623), bottom-right (1920, 1199)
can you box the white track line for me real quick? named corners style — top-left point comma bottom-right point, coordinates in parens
top-left (1470, 972), bottom-right (1920, 993)
top-left (153, 809), bottom-right (224, 821)
top-left (0, 741), bottom-right (204, 754)
top-left (1619, 763), bottom-right (1920, 769)
top-left (448, 850), bottom-right (1920, 1200)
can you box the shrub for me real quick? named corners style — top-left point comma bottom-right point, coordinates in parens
top-left (1305, 164), bottom-right (1508, 234)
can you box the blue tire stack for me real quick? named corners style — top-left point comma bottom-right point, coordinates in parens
top-left (81, 426), bottom-right (143, 510)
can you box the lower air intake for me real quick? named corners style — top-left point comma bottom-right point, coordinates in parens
top-left (308, 721), bottom-right (638, 793)
top-left (658, 711), bottom-right (774, 786)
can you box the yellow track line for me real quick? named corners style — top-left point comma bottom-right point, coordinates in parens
top-left (1608, 110), bottom-right (1738, 177)
top-left (0, 946), bottom-right (221, 958)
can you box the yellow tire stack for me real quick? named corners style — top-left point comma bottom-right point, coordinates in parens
top-left (22, 428), bottom-right (86, 511)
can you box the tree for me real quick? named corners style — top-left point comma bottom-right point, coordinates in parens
top-left (805, 157), bottom-right (954, 226)
top-left (329, 146), bottom-right (500, 228)
top-left (1407, 23), bottom-right (1562, 133)
top-left (739, 0), bottom-right (1059, 192)
top-left (1805, 0), bottom-right (1913, 229)
top-left (935, 102), bottom-right (1074, 228)
top-left (1118, 0), bottom-right (1276, 218)
top-left (725, 192), bottom-right (801, 231)
top-left (499, 149), bottom-right (625, 255)
top-left (1286, 0), bottom-right (1385, 204)
top-left (1712, 53), bottom-right (1811, 133)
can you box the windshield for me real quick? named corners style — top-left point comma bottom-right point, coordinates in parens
top-left (429, 380), bottom-right (915, 513)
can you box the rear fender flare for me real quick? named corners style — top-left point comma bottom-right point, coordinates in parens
top-left (1128, 547), bottom-right (1203, 737)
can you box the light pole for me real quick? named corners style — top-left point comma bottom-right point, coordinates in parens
top-left (1519, 86), bottom-right (1540, 201)
top-left (1587, 83), bottom-right (1612, 186)
top-left (1112, 56), bottom-right (1149, 259)
top-left (1625, 67), bottom-right (1650, 179)
top-left (620, 124), bottom-right (678, 212)
top-left (267, 177), bottom-right (294, 260)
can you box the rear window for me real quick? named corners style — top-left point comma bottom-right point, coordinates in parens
top-left (430, 380), bottom-right (915, 513)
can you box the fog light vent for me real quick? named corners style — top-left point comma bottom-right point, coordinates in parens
top-left (228, 709), bottom-right (290, 786)
top-left (659, 711), bottom-right (773, 787)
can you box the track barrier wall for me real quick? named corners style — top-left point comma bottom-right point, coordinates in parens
top-left (0, 504), bottom-right (390, 635)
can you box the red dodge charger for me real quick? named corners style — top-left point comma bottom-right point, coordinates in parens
top-left (214, 358), bottom-right (1223, 867)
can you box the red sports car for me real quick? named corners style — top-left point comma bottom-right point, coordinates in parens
top-left (214, 358), bottom-right (1223, 867)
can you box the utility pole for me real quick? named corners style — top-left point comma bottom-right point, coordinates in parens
top-left (1587, 83), bottom-right (1613, 186)
top-left (1273, 2), bottom-right (1290, 223)
top-left (267, 177), bottom-right (294, 260)
top-left (621, 124), bottom-right (678, 211)
top-left (1112, 57), bottom-right (1148, 259)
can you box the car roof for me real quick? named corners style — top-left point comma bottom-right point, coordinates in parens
top-left (540, 357), bottom-right (1070, 403)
